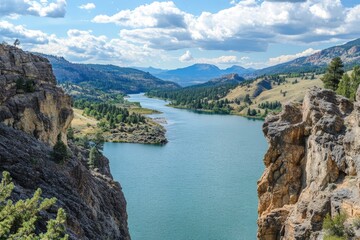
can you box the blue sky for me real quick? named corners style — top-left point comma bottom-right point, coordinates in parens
top-left (1, 0), bottom-right (360, 69)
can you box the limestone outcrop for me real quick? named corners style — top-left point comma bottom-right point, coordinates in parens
top-left (0, 44), bottom-right (72, 146)
top-left (0, 44), bottom-right (130, 239)
top-left (257, 86), bottom-right (360, 239)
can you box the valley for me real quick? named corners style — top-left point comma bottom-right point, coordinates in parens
top-left (3, 1), bottom-right (360, 240)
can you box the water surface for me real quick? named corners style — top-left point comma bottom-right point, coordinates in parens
top-left (104, 94), bottom-right (267, 240)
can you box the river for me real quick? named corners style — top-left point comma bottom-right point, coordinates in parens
top-left (103, 94), bottom-right (268, 240)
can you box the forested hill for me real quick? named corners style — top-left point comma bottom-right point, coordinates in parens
top-left (251, 38), bottom-right (360, 77)
top-left (35, 53), bottom-right (180, 94)
top-left (147, 74), bottom-right (244, 114)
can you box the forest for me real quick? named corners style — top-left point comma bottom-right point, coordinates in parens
top-left (147, 83), bottom-right (238, 114)
top-left (74, 99), bottom-right (145, 129)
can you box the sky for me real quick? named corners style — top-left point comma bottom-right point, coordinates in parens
top-left (1, 0), bottom-right (360, 70)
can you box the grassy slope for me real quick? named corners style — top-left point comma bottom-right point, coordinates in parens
top-left (225, 75), bottom-right (324, 116)
top-left (71, 109), bottom-right (98, 136)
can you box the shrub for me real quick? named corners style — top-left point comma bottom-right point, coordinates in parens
top-left (52, 134), bottom-right (69, 163)
top-left (353, 217), bottom-right (360, 229)
top-left (323, 212), bottom-right (354, 240)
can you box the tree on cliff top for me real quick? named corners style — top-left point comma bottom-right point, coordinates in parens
top-left (322, 57), bottom-right (344, 91)
top-left (13, 39), bottom-right (20, 47)
top-left (0, 171), bottom-right (68, 239)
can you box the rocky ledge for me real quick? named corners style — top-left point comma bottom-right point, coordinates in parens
top-left (257, 86), bottom-right (360, 239)
top-left (0, 44), bottom-right (130, 239)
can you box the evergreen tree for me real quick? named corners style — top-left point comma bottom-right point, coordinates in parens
top-left (336, 73), bottom-right (351, 98)
top-left (350, 65), bottom-right (360, 100)
top-left (94, 132), bottom-right (105, 151)
top-left (321, 57), bottom-right (344, 91)
top-left (67, 127), bottom-right (74, 140)
top-left (88, 147), bottom-right (98, 169)
top-left (0, 171), bottom-right (68, 239)
top-left (52, 134), bottom-right (69, 163)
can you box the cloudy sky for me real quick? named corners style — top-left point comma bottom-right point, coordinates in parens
top-left (0, 0), bottom-right (359, 69)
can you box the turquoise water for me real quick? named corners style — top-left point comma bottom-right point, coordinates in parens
top-left (103, 94), bottom-right (267, 240)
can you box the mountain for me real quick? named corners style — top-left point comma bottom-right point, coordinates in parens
top-left (0, 44), bottom-right (130, 239)
top-left (35, 54), bottom-right (180, 94)
top-left (134, 66), bottom-right (167, 75)
top-left (252, 38), bottom-right (360, 76)
top-left (140, 63), bottom-right (254, 86)
top-left (199, 73), bottom-right (245, 87)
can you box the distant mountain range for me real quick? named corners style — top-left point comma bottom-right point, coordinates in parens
top-left (36, 38), bottom-right (360, 92)
top-left (252, 38), bottom-right (360, 76)
top-left (136, 64), bottom-right (254, 86)
top-left (35, 54), bottom-right (180, 94)
top-left (137, 38), bottom-right (360, 85)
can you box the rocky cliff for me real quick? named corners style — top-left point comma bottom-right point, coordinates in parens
top-left (0, 44), bottom-right (72, 146)
top-left (0, 44), bottom-right (130, 239)
top-left (257, 86), bottom-right (360, 239)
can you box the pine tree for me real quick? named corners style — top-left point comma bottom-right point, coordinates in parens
top-left (321, 57), bottom-right (344, 91)
top-left (350, 66), bottom-right (360, 100)
top-left (67, 127), bottom-right (74, 140)
top-left (336, 73), bottom-right (351, 98)
top-left (88, 146), bottom-right (98, 169)
top-left (52, 134), bottom-right (69, 163)
top-left (0, 171), bottom-right (68, 239)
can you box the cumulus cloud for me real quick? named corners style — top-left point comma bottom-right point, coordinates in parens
top-left (92, 1), bottom-right (189, 28)
top-left (179, 54), bottom-right (248, 66)
top-left (79, 3), bottom-right (96, 10)
top-left (0, 0), bottom-right (66, 18)
top-left (268, 48), bottom-right (320, 65)
top-left (197, 56), bottom-right (241, 65)
top-left (92, 0), bottom-right (360, 53)
top-left (0, 20), bottom-right (164, 65)
top-left (0, 20), bottom-right (49, 44)
top-left (179, 50), bottom-right (193, 62)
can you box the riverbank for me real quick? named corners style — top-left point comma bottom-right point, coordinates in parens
top-left (71, 108), bottom-right (167, 145)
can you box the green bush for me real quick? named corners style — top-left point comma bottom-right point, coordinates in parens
top-left (0, 171), bottom-right (68, 239)
top-left (323, 213), bottom-right (346, 237)
top-left (15, 78), bottom-right (35, 93)
top-left (322, 212), bottom-right (354, 239)
top-left (52, 135), bottom-right (69, 163)
top-left (353, 217), bottom-right (360, 229)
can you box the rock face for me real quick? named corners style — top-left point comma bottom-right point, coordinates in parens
top-left (0, 44), bottom-right (130, 240)
top-left (0, 44), bottom-right (73, 146)
top-left (257, 86), bottom-right (360, 239)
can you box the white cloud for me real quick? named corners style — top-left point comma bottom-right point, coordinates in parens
top-left (79, 3), bottom-right (95, 10)
top-left (93, 0), bottom-right (360, 53)
top-left (179, 54), bottom-right (246, 65)
top-left (0, 0), bottom-right (66, 18)
top-left (92, 1), bottom-right (189, 28)
top-left (0, 20), bottom-right (49, 44)
top-left (268, 48), bottom-right (320, 65)
top-left (0, 20), bottom-right (164, 66)
top-left (179, 50), bottom-right (193, 62)
top-left (197, 56), bottom-right (240, 65)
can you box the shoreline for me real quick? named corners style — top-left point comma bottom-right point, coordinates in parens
top-left (71, 108), bottom-right (168, 145)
